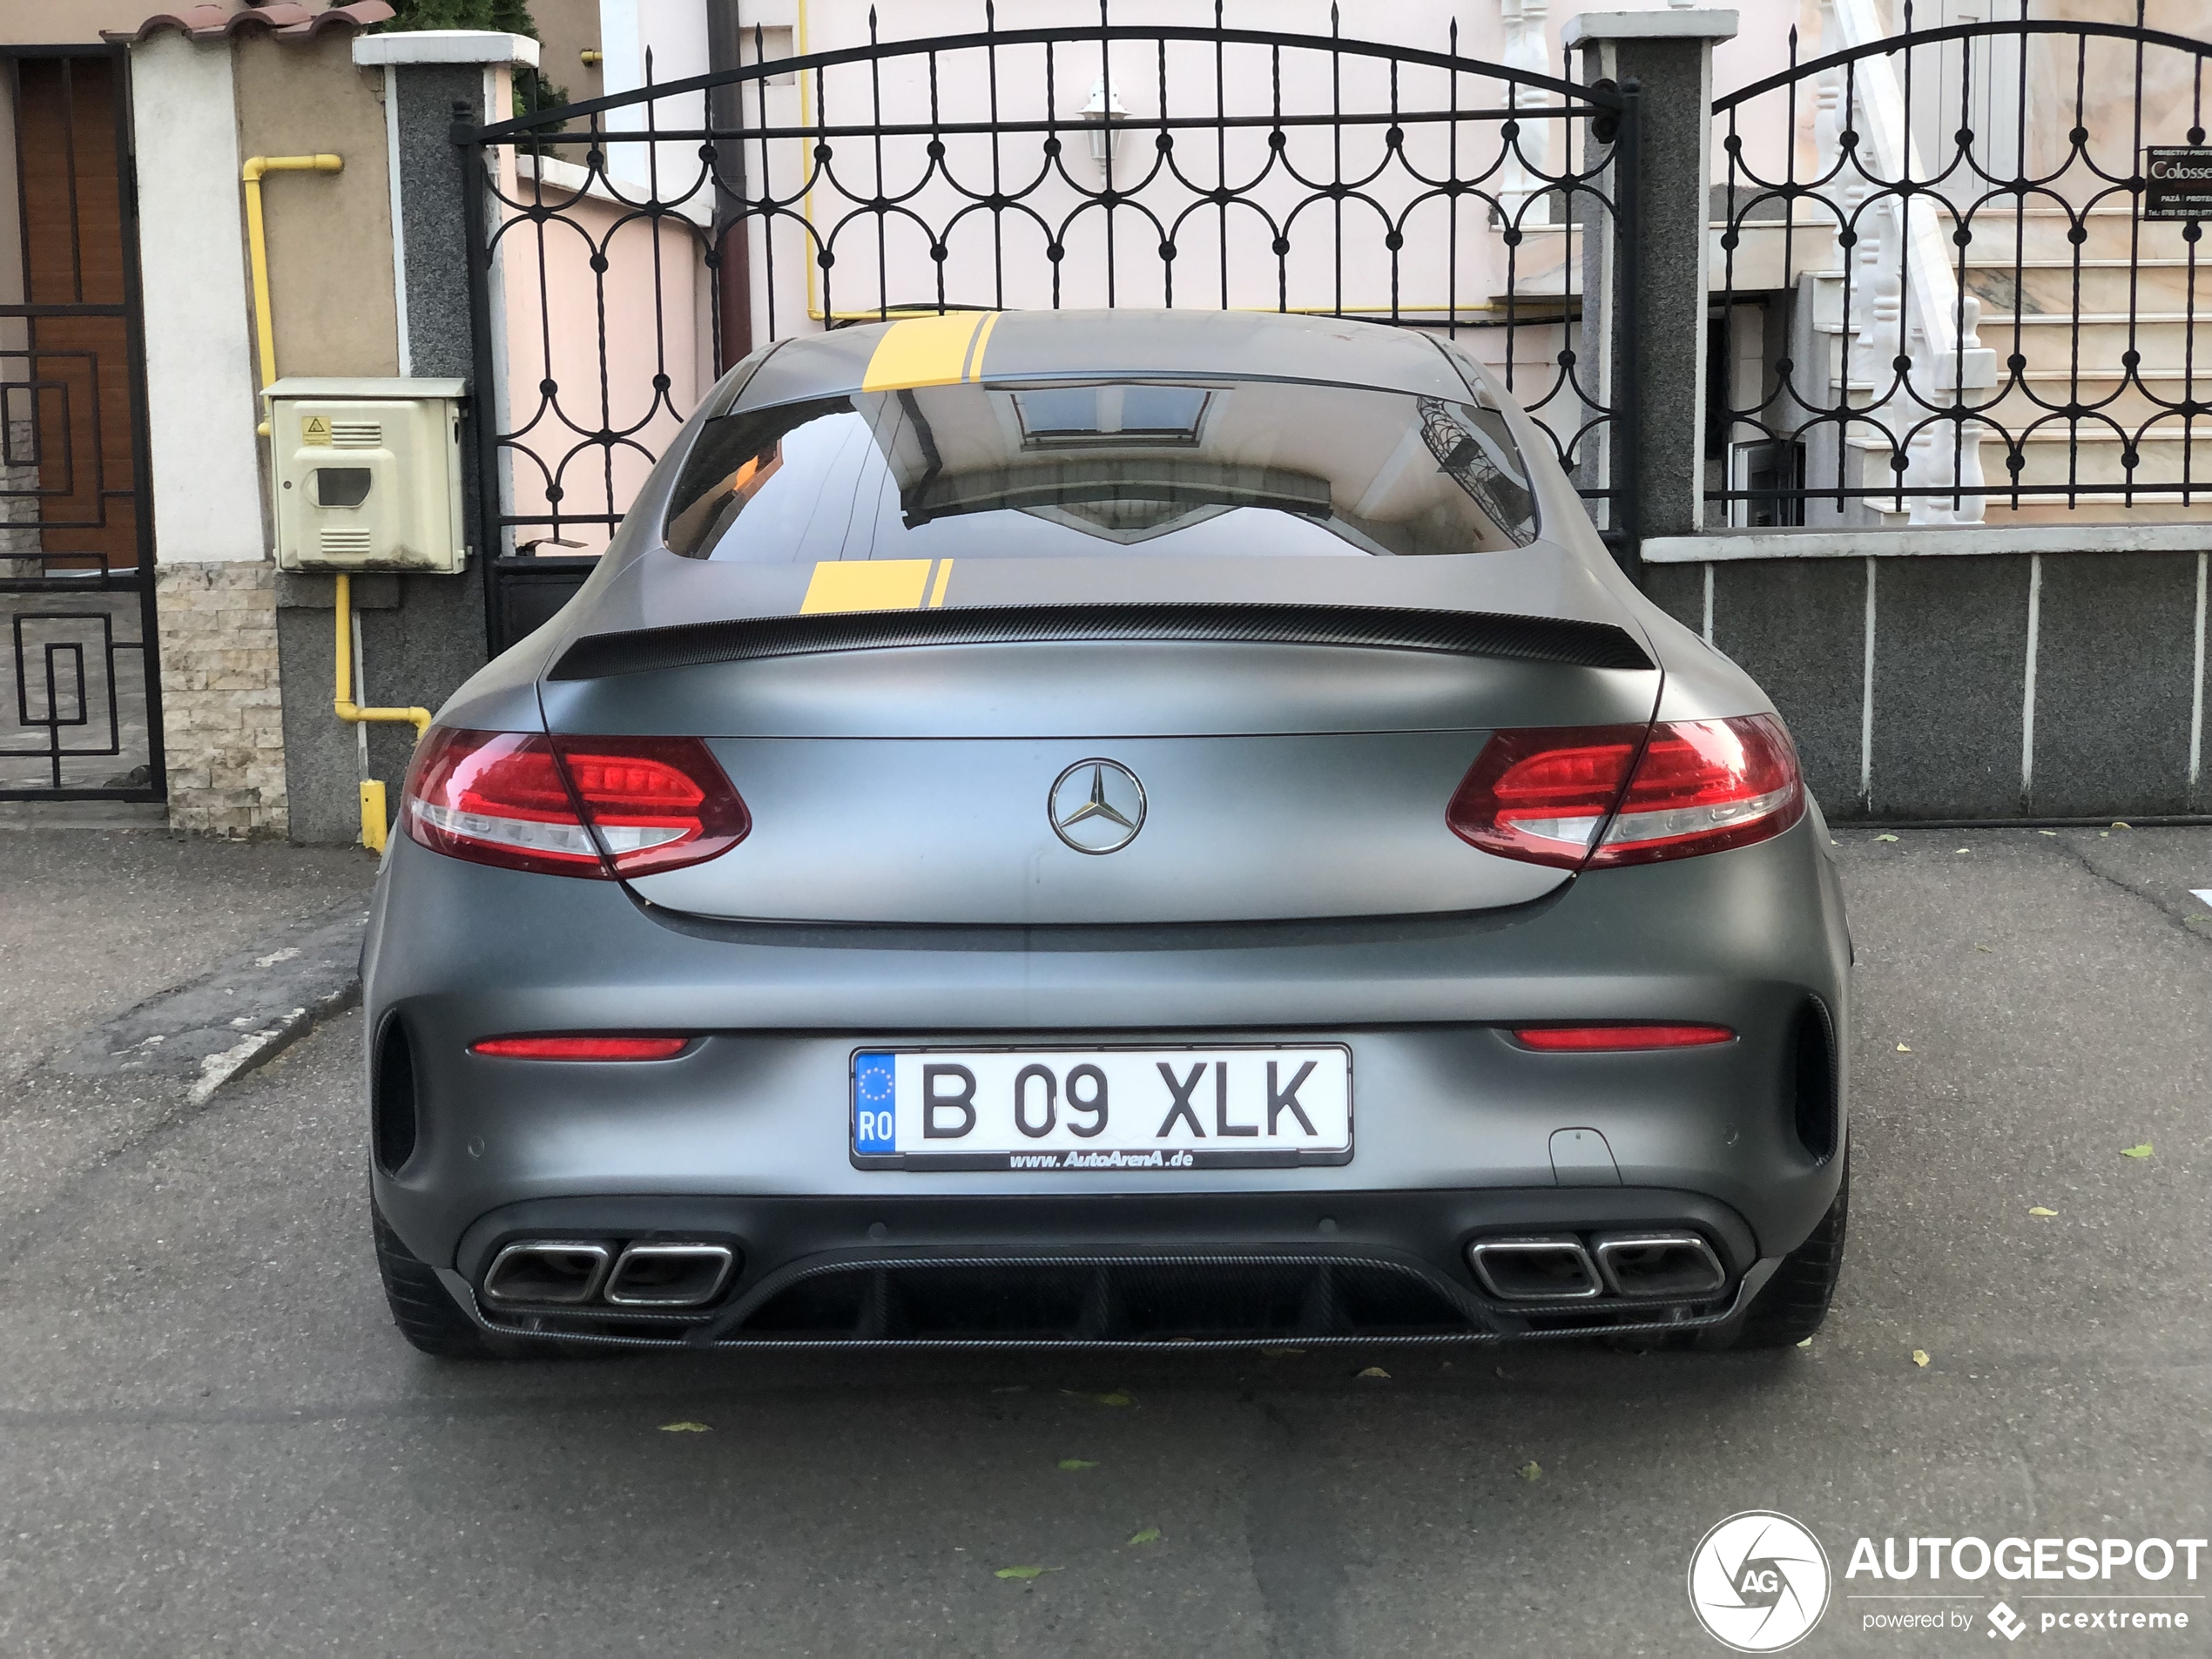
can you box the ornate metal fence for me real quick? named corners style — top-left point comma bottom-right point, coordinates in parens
top-left (458, 5), bottom-right (1630, 643)
top-left (1710, 4), bottom-right (2210, 528)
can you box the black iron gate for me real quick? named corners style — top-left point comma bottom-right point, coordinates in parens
top-left (1709, 5), bottom-right (2210, 528)
top-left (0, 44), bottom-right (161, 800)
top-left (456, 5), bottom-right (1632, 650)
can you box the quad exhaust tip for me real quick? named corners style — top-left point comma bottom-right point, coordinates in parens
top-left (480, 1239), bottom-right (738, 1308)
top-left (605, 1243), bottom-right (737, 1307)
top-left (482, 1240), bottom-right (611, 1305)
top-left (1591, 1231), bottom-right (1726, 1299)
top-left (1467, 1235), bottom-right (1603, 1302)
top-left (1467, 1230), bottom-right (1727, 1304)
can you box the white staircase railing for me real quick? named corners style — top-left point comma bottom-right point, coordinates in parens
top-left (1818, 0), bottom-right (1995, 523)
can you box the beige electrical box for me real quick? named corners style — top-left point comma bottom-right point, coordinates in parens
top-left (265, 377), bottom-right (467, 573)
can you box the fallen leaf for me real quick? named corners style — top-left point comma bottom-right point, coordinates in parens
top-left (1912, 1350), bottom-right (1931, 1368)
top-left (2037, 829), bottom-right (2059, 836)
top-left (1128, 1527), bottom-right (1162, 1546)
top-left (1796, 1337), bottom-right (1813, 1349)
top-left (1895, 1043), bottom-right (1912, 1053)
top-left (1975, 943), bottom-right (1993, 952)
top-left (2121, 1143), bottom-right (2155, 1159)
top-left (659, 1421), bottom-right (711, 1433)
top-left (995, 1566), bottom-right (1053, 1581)
top-left (2112, 820), bottom-right (2131, 830)
top-left (1057, 1458), bottom-right (1098, 1472)
top-left (1875, 833), bottom-right (1899, 843)
top-left (2028, 1206), bottom-right (2058, 1217)
top-left (1954, 847), bottom-right (1971, 854)
top-left (1357, 1366), bottom-right (1391, 1379)
top-left (1517, 1460), bottom-right (1543, 1481)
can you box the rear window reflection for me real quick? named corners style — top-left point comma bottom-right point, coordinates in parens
top-left (664, 377), bottom-right (1539, 563)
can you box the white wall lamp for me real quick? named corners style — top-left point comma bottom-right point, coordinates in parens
top-left (1079, 75), bottom-right (1129, 173)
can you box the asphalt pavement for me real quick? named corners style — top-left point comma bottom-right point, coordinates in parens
top-left (0, 826), bottom-right (2204, 1658)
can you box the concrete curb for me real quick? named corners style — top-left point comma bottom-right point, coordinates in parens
top-left (42, 899), bottom-right (369, 1103)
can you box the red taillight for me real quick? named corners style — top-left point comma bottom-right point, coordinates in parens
top-left (554, 736), bottom-right (752, 876)
top-left (471, 1035), bottom-right (691, 1060)
top-left (1447, 714), bottom-right (1802, 869)
top-left (1514, 1024), bottom-right (1736, 1051)
top-left (1446, 724), bottom-right (1644, 868)
top-left (401, 728), bottom-right (750, 879)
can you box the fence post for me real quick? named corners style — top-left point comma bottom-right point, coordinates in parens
top-left (352, 30), bottom-right (536, 652)
top-left (1564, 10), bottom-right (1739, 577)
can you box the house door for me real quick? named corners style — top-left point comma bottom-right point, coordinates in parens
top-left (0, 46), bottom-right (161, 800)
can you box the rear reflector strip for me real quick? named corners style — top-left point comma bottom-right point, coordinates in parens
top-left (1513, 1025), bottom-right (1735, 1051)
top-left (471, 1035), bottom-right (691, 1061)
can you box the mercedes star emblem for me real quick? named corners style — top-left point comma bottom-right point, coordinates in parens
top-left (1048, 759), bottom-right (1147, 854)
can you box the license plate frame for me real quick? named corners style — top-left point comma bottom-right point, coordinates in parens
top-left (849, 1042), bottom-right (1353, 1171)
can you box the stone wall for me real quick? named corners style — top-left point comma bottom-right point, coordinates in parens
top-left (153, 561), bottom-right (287, 838)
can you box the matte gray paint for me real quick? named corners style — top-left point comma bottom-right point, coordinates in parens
top-left (637, 730), bottom-right (1564, 923)
top-left (367, 813), bottom-right (1849, 1275)
top-left (367, 314), bottom-right (1849, 1339)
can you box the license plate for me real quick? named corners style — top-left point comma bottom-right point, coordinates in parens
top-left (850, 1045), bottom-right (1352, 1170)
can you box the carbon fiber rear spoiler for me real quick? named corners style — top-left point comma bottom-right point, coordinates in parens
top-left (547, 602), bottom-right (1654, 681)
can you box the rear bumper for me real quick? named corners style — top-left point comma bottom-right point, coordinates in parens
top-left (437, 1187), bottom-right (1778, 1349)
top-left (364, 813), bottom-right (1851, 1333)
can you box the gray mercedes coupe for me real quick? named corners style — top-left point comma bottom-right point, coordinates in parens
top-left (364, 308), bottom-right (1851, 1357)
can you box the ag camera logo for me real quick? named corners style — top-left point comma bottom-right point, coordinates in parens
top-left (1689, 1511), bottom-right (1832, 1652)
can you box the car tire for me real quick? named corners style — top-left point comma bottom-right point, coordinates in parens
top-left (1727, 1155), bottom-right (1849, 1350)
top-left (373, 1200), bottom-right (498, 1360)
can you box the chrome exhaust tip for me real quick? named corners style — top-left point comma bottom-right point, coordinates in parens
top-left (604, 1243), bottom-right (737, 1307)
top-left (1467, 1235), bottom-right (1603, 1301)
top-left (482, 1241), bottom-right (612, 1305)
top-left (1591, 1231), bottom-right (1727, 1299)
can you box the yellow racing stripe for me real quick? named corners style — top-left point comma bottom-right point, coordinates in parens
top-left (927, 557), bottom-right (954, 607)
top-left (860, 312), bottom-right (997, 393)
top-left (799, 559), bottom-right (935, 614)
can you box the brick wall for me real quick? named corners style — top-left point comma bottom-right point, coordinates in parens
top-left (153, 560), bottom-right (288, 838)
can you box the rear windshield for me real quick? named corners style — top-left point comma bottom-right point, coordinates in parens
top-left (662, 376), bottom-right (1539, 563)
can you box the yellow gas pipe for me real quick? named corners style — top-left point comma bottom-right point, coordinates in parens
top-left (242, 153), bottom-right (342, 431)
top-left (245, 153), bottom-right (430, 853)
top-left (333, 574), bottom-right (432, 854)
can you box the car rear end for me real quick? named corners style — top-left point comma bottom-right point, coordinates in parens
top-left (362, 310), bottom-right (1851, 1355)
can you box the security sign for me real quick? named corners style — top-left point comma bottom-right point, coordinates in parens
top-left (2145, 147), bottom-right (2212, 220)
top-left (301, 414), bottom-right (333, 447)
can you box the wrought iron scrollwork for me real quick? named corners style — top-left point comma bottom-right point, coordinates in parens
top-left (462, 3), bottom-right (1628, 578)
top-left (1710, 4), bottom-right (2210, 526)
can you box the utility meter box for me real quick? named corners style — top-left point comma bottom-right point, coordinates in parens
top-left (265, 377), bottom-right (466, 573)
